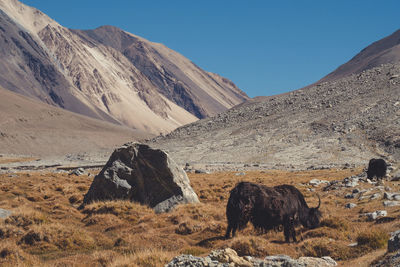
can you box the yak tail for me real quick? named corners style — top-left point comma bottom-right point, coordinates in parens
top-left (315, 194), bottom-right (321, 209)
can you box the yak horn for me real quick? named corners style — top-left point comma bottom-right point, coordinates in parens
top-left (316, 194), bottom-right (321, 209)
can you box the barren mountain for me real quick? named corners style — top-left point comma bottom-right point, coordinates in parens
top-left (72, 25), bottom-right (248, 119)
top-left (0, 86), bottom-right (150, 157)
top-left (0, 0), bottom-right (248, 135)
top-left (318, 29), bottom-right (400, 83)
top-left (150, 34), bottom-right (400, 169)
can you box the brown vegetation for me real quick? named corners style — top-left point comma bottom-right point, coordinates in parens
top-left (0, 167), bottom-right (398, 266)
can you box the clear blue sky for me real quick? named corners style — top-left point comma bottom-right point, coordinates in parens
top-left (20, 0), bottom-right (400, 97)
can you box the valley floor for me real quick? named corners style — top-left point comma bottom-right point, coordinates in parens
top-left (0, 163), bottom-right (398, 266)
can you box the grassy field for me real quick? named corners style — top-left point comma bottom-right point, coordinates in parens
top-left (0, 167), bottom-right (398, 266)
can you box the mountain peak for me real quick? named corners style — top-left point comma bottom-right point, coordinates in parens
top-left (0, 0), bottom-right (58, 35)
top-left (319, 28), bottom-right (400, 83)
top-left (0, 0), bottom-right (248, 135)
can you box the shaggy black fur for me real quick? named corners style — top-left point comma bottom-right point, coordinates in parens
top-left (225, 182), bottom-right (321, 243)
top-left (367, 158), bottom-right (387, 180)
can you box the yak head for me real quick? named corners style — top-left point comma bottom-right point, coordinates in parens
top-left (302, 194), bottom-right (322, 229)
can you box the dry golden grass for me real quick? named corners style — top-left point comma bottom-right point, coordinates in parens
top-left (0, 167), bottom-right (399, 266)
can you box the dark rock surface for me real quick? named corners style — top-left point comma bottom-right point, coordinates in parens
top-left (82, 143), bottom-right (199, 213)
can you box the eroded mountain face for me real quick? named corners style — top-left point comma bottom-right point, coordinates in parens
top-left (0, 9), bottom-right (104, 119)
top-left (0, 0), bottom-right (248, 135)
top-left (73, 25), bottom-right (248, 119)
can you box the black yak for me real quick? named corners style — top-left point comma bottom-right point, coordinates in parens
top-left (367, 158), bottom-right (387, 180)
top-left (225, 182), bottom-right (321, 242)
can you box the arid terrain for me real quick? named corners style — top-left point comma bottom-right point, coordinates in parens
top-left (0, 160), bottom-right (399, 266)
top-left (0, 1), bottom-right (399, 266)
top-left (0, 86), bottom-right (150, 157)
top-left (150, 29), bottom-right (400, 169)
top-left (0, 0), bottom-right (248, 135)
top-left (150, 62), bottom-right (400, 169)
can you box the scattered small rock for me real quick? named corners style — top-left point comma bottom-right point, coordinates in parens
top-left (370, 193), bottom-right (381, 200)
top-left (391, 170), bottom-right (400, 181)
top-left (383, 201), bottom-right (400, 207)
top-left (0, 208), bottom-right (12, 219)
top-left (384, 192), bottom-right (400, 201)
top-left (345, 193), bottom-right (355, 199)
top-left (69, 167), bottom-right (85, 176)
top-left (195, 169), bottom-right (209, 174)
top-left (345, 203), bottom-right (357, 209)
top-left (345, 180), bottom-right (359, 187)
top-left (309, 179), bottom-right (329, 186)
top-left (352, 188), bottom-right (361, 194)
top-left (362, 210), bottom-right (387, 221)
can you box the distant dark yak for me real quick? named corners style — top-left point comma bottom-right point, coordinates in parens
top-left (225, 182), bottom-right (321, 242)
top-left (367, 158), bottom-right (387, 180)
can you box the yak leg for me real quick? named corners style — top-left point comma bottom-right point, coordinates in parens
top-left (225, 224), bottom-right (232, 238)
top-left (225, 222), bottom-right (238, 238)
top-left (290, 217), bottom-right (297, 242)
top-left (283, 216), bottom-right (296, 243)
top-left (283, 221), bottom-right (290, 243)
top-left (231, 223), bottom-right (238, 237)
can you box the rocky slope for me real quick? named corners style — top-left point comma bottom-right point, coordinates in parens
top-left (150, 62), bottom-right (400, 168)
top-left (0, 0), bottom-right (248, 135)
top-left (0, 86), bottom-right (150, 157)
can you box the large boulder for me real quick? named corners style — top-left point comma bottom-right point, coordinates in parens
top-left (82, 143), bottom-right (199, 213)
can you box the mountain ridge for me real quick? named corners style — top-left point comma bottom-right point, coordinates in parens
top-left (318, 29), bottom-right (400, 83)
